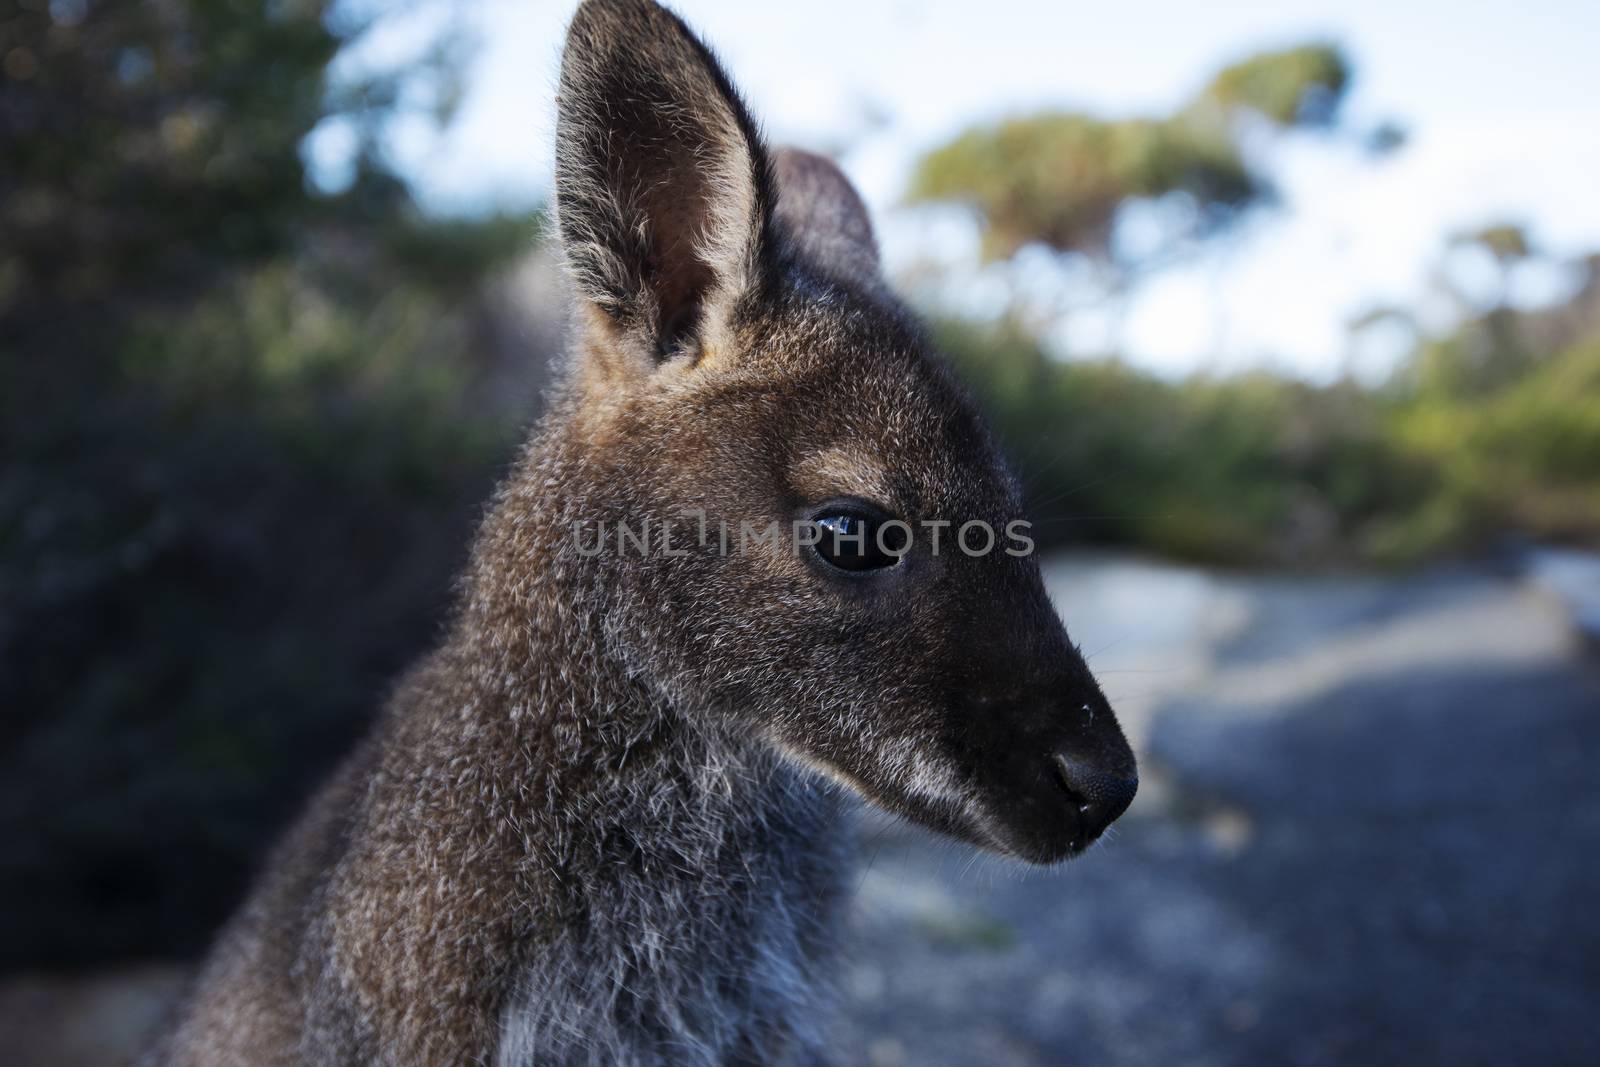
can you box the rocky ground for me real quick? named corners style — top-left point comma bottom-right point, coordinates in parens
top-left (835, 556), bottom-right (1600, 1066)
top-left (5, 556), bottom-right (1598, 1065)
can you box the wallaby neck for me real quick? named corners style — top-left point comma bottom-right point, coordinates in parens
top-left (429, 417), bottom-right (817, 857)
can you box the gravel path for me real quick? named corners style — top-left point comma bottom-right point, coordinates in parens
top-left (835, 558), bottom-right (1600, 1067)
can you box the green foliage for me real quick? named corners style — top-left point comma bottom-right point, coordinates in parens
top-left (907, 41), bottom-right (1352, 262)
top-left (1194, 42), bottom-right (1350, 127)
top-left (0, 0), bottom-right (544, 967)
top-left (381, 211), bottom-right (546, 297)
top-left (910, 115), bottom-right (1255, 261)
top-left (0, 0), bottom-right (339, 311)
top-left (1451, 223), bottom-right (1533, 264)
top-left (936, 322), bottom-right (1435, 564)
top-left (1407, 310), bottom-right (1535, 398)
top-left (1392, 339), bottom-right (1600, 543)
top-left (0, 218), bottom-right (543, 965)
top-left (939, 261), bottom-right (1600, 565)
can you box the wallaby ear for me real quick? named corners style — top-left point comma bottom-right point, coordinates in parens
top-left (556, 0), bottom-right (774, 365)
top-left (772, 147), bottom-right (881, 289)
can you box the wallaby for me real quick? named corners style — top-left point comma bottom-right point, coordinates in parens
top-left (148, 1), bottom-right (1137, 1063)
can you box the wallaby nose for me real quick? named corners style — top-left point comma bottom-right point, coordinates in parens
top-left (1052, 752), bottom-right (1138, 846)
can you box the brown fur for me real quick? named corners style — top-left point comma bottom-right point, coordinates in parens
top-left (149, 2), bottom-right (1135, 1063)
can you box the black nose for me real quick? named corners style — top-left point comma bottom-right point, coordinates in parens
top-left (1052, 752), bottom-right (1138, 845)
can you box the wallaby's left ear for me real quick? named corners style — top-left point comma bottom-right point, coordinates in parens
top-left (556, 0), bottom-right (774, 366)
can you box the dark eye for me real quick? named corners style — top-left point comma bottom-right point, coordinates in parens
top-left (810, 510), bottom-right (909, 573)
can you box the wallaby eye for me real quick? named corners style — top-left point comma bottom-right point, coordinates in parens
top-left (810, 509), bottom-right (908, 573)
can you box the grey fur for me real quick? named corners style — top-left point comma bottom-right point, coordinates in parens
top-left (772, 148), bottom-right (881, 290)
top-left (147, 2), bottom-right (1135, 1063)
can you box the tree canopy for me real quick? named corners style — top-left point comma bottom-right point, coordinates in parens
top-left (907, 42), bottom-right (1352, 263)
top-left (0, 0), bottom-right (542, 968)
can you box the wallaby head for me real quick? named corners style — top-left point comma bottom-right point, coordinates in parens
top-left (547, 0), bottom-right (1136, 864)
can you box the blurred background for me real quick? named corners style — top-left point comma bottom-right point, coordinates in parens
top-left (2, 1), bottom-right (1598, 1063)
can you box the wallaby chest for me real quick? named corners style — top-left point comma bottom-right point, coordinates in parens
top-left (495, 763), bottom-right (849, 1067)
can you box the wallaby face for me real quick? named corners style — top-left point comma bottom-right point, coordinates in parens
top-left (557, 0), bottom-right (1136, 864)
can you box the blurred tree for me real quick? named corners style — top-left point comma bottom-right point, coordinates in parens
top-left (1454, 222), bottom-right (1533, 266)
top-left (0, 0), bottom-right (468, 331)
top-left (933, 230), bottom-right (1600, 566)
top-left (2, 0), bottom-right (328, 320)
top-left (1190, 42), bottom-right (1349, 127)
top-left (907, 42), bottom-right (1352, 266)
top-left (1416, 222), bottom-right (1542, 395)
top-left (909, 113), bottom-right (1255, 263)
top-left (932, 317), bottom-right (1437, 564)
top-left (0, 0), bottom-right (546, 968)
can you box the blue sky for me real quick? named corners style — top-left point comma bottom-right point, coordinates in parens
top-left (317, 0), bottom-right (1600, 380)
